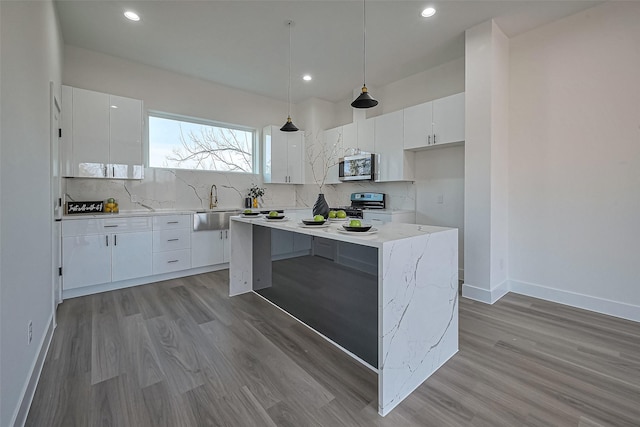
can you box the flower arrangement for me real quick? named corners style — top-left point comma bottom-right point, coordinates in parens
top-left (248, 183), bottom-right (265, 199)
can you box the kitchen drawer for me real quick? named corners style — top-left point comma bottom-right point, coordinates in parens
top-left (103, 216), bottom-right (152, 233)
top-left (153, 228), bottom-right (190, 252)
top-left (152, 249), bottom-right (191, 274)
top-left (62, 218), bottom-right (103, 237)
top-left (62, 216), bottom-right (152, 236)
top-left (153, 215), bottom-right (190, 230)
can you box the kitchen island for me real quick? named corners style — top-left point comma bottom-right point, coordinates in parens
top-left (229, 214), bottom-right (458, 416)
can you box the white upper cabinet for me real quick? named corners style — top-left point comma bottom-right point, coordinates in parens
top-left (357, 117), bottom-right (375, 154)
top-left (403, 92), bottom-right (465, 150)
top-left (109, 94), bottom-right (143, 178)
top-left (432, 92), bottom-right (465, 146)
top-left (375, 110), bottom-right (414, 182)
top-left (342, 122), bottom-right (357, 153)
top-left (61, 85), bottom-right (144, 179)
top-left (263, 125), bottom-right (305, 184)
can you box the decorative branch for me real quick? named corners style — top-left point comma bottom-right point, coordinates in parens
top-left (305, 130), bottom-right (341, 193)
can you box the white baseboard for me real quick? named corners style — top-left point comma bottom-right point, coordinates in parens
top-left (462, 279), bottom-right (509, 304)
top-left (12, 313), bottom-right (55, 427)
top-left (62, 264), bottom-right (227, 299)
top-left (509, 279), bottom-right (640, 323)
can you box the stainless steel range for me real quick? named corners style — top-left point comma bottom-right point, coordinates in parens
top-left (332, 192), bottom-right (386, 219)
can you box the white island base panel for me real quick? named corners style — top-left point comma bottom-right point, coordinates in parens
top-left (229, 217), bottom-right (458, 416)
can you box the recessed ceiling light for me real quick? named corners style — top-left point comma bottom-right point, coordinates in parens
top-left (421, 7), bottom-right (436, 18)
top-left (124, 10), bottom-right (141, 22)
top-left (302, 75), bottom-right (312, 81)
top-left (110, 105), bottom-right (118, 109)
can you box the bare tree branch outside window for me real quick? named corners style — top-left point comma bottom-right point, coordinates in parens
top-left (148, 115), bottom-right (254, 173)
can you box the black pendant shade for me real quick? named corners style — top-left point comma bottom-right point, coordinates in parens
top-left (280, 116), bottom-right (298, 132)
top-left (351, 86), bottom-right (378, 109)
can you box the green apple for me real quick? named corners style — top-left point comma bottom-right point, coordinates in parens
top-left (268, 211), bottom-right (279, 217)
top-left (107, 197), bottom-right (115, 204)
top-left (328, 210), bottom-right (337, 218)
top-left (336, 210), bottom-right (347, 219)
top-left (243, 209), bottom-right (252, 214)
top-left (313, 215), bottom-right (325, 222)
top-left (349, 219), bottom-right (362, 227)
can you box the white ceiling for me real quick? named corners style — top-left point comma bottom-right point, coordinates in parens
top-left (55, 0), bottom-right (599, 104)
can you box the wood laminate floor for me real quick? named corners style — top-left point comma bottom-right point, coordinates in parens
top-left (26, 270), bottom-right (640, 426)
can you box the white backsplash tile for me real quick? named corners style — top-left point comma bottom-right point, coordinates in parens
top-left (65, 169), bottom-right (416, 212)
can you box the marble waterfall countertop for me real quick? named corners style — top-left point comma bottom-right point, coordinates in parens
top-left (61, 206), bottom-right (311, 220)
top-left (231, 213), bottom-right (451, 248)
top-left (230, 213), bottom-right (459, 416)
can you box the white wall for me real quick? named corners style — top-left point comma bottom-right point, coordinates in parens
top-left (63, 46), bottom-right (298, 210)
top-left (508, 1), bottom-right (640, 318)
top-left (0, 1), bottom-right (63, 425)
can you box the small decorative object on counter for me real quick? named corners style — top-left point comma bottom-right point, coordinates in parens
top-left (104, 197), bottom-right (119, 213)
top-left (312, 193), bottom-right (330, 219)
top-left (66, 201), bottom-right (104, 215)
top-left (248, 184), bottom-right (265, 209)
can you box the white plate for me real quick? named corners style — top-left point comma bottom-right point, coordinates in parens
top-left (337, 227), bottom-right (378, 235)
top-left (328, 217), bottom-right (349, 222)
top-left (264, 216), bottom-right (290, 222)
top-left (241, 213), bottom-right (261, 218)
top-left (298, 222), bottom-right (330, 229)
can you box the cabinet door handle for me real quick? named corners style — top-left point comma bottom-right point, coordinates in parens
top-left (433, 134), bottom-right (436, 144)
top-left (112, 166), bottom-right (115, 177)
top-left (428, 135), bottom-right (431, 144)
top-left (220, 231), bottom-right (223, 239)
top-left (167, 221), bottom-right (179, 224)
top-left (225, 230), bottom-right (228, 239)
top-left (103, 165), bottom-right (108, 177)
top-left (106, 235), bottom-right (109, 246)
top-left (104, 225), bottom-right (118, 228)
top-left (167, 260), bottom-right (179, 263)
top-left (167, 238), bottom-right (179, 242)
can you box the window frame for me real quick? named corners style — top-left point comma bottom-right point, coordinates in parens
top-left (146, 110), bottom-right (259, 174)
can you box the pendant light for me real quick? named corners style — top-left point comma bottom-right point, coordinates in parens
top-left (281, 20), bottom-right (299, 132)
top-left (351, 0), bottom-right (378, 109)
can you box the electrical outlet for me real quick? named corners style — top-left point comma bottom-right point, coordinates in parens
top-left (28, 321), bottom-right (33, 344)
top-left (437, 194), bottom-right (444, 204)
top-left (131, 194), bottom-right (138, 203)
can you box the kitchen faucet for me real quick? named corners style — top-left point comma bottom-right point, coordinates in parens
top-left (209, 184), bottom-right (218, 209)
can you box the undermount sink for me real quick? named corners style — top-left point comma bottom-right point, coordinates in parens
top-left (193, 209), bottom-right (241, 231)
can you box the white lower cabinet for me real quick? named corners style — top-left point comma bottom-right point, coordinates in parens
top-left (152, 249), bottom-right (191, 275)
top-left (191, 230), bottom-right (229, 268)
top-left (62, 221), bottom-right (152, 290)
top-left (111, 231), bottom-right (153, 282)
top-left (363, 210), bottom-right (416, 225)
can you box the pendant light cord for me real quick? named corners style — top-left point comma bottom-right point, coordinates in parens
top-left (363, 0), bottom-right (366, 86)
top-left (288, 21), bottom-right (292, 118)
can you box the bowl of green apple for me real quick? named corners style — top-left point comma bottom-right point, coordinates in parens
top-left (264, 210), bottom-right (286, 220)
top-left (342, 219), bottom-right (372, 232)
top-left (242, 209), bottom-right (260, 216)
top-left (302, 215), bottom-right (327, 225)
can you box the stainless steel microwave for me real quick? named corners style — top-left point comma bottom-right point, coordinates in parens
top-left (338, 153), bottom-right (376, 181)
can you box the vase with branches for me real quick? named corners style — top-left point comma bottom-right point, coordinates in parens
top-left (305, 131), bottom-right (342, 217)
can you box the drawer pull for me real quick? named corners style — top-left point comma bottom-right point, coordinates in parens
top-left (167, 221), bottom-right (179, 224)
top-left (167, 260), bottom-right (179, 263)
top-left (106, 235), bottom-right (109, 246)
top-left (104, 225), bottom-right (118, 228)
top-left (167, 238), bottom-right (179, 242)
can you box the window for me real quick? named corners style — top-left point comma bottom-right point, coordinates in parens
top-left (148, 113), bottom-right (255, 173)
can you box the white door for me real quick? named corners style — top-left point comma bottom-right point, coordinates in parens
top-left (375, 110), bottom-right (405, 182)
top-left (111, 231), bottom-right (152, 282)
top-left (357, 118), bottom-right (375, 153)
top-left (270, 128), bottom-right (289, 183)
top-left (191, 230), bottom-right (224, 268)
top-left (432, 92), bottom-right (465, 145)
top-left (287, 132), bottom-right (304, 184)
top-left (51, 83), bottom-right (63, 304)
top-left (223, 230), bottom-right (231, 263)
top-left (62, 235), bottom-right (111, 289)
top-left (403, 101), bottom-right (433, 150)
top-left (72, 87), bottom-right (109, 177)
top-left (110, 94), bottom-right (143, 178)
